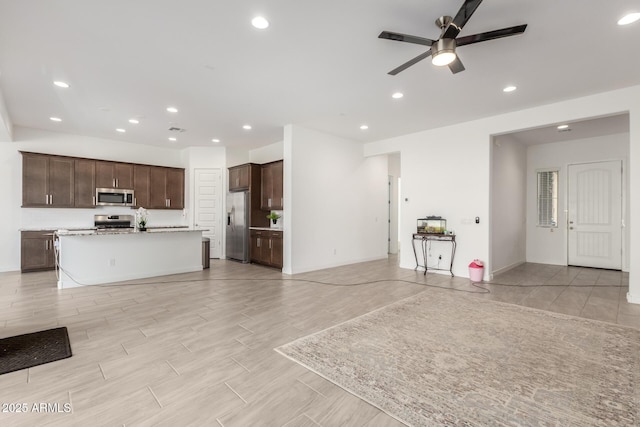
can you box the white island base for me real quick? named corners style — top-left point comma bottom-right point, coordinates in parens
top-left (56, 229), bottom-right (204, 289)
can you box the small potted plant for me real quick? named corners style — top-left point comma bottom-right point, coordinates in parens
top-left (136, 207), bottom-right (148, 231)
top-left (266, 212), bottom-right (281, 225)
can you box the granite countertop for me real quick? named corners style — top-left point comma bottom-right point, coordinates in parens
top-left (56, 227), bottom-right (208, 236)
top-left (249, 227), bottom-right (283, 232)
top-left (21, 225), bottom-right (192, 232)
top-left (21, 227), bottom-right (95, 232)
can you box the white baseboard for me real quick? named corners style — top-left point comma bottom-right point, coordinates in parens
top-left (491, 261), bottom-right (525, 277)
top-left (627, 292), bottom-right (640, 305)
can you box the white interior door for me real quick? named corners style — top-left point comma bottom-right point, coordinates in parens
top-left (194, 169), bottom-right (222, 259)
top-left (567, 161), bottom-right (622, 269)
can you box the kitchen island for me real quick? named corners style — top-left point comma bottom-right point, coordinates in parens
top-left (55, 228), bottom-right (205, 288)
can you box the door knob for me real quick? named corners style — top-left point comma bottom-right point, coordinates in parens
top-left (569, 227), bottom-right (574, 230)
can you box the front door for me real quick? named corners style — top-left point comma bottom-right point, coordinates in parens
top-left (567, 161), bottom-right (622, 269)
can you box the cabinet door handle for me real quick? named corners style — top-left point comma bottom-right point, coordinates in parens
top-left (134, 197), bottom-right (136, 206)
top-left (257, 238), bottom-right (261, 247)
top-left (268, 198), bottom-right (271, 207)
top-left (45, 194), bottom-right (49, 205)
top-left (269, 240), bottom-right (272, 249)
top-left (93, 196), bottom-right (96, 206)
top-left (168, 199), bottom-right (171, 207)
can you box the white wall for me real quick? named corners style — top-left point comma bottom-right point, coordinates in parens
top-left (283, 125), bottom-right (388, 274)
top-left (1, 127), bottom-right (225, 272)
top-left (491, 137), bottom-right (527, 275)
top-left (0, 88), bottom-right (12, 141)
top-left (364, 85), bottom-right (640, 299)
top-left (526, 133), bottom-right (630, 270)
top-left (250, 141), bottom-right (283, 164)
top-left (226, 147), bottom-right (250, 168)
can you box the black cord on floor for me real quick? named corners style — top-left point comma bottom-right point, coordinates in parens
top-left (94, 276), bottom-right (492, 294)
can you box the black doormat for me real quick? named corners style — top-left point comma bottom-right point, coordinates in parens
top-left (0, 327), bottom-right (72, 375)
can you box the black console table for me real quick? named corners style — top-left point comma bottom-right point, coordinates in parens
top-left (412, 233), bottom-right (456, 276)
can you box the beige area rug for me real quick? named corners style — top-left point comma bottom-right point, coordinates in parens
top-left (276, 290), bottom-right (640, 426)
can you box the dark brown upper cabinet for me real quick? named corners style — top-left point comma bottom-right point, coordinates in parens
top-left (21, 152), bottom-right (184, 210)
top-left (74, 158), bottom-right (96, 208)
top-left (133, 164), bottom-right (151, 208)
top-left (22, 152), bottom-right (75, 208)
top-left (149, 166), bottom-right (185, 209)
top-left (228, 164), bottom-right (250, 191)
top-left (95, 160), bottom-right (134, 189)
top-left (261, 160), bottom-right (283, 210)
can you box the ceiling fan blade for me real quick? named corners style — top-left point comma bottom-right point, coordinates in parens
top-left (448, 56), bottom-right (465, 74)
top-left (388, 50), bottom-right (432, 75)
top-left (442, 0), bottom-right (484, 39)
top-left (456, 24), bottom-right (527, 47)
top-left (378, 31), bottom-right (436, 47)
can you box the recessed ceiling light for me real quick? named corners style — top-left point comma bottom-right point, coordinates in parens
top-left (49, 117), bottom-right (62, 122)
top-left (392, 92), bottom-right (404, 99)
top-left (212, 138), bottom-right (221, 143)
top-left (168, 137), bottom-right (177, 142)
top-left (360, 124), bottom-right (369, 130)
top-left (53, 81), bottom-right (70, 88)
top-left (503, 85), bottom-right (517, 93)
top-left (166, 107), bottom-right (178, 113)
top-left (618, 12), bottom-right (640, 26)
top-left (243, 124), bottom-right (252, 130)
top-left (557, 124), bottom-right (570, 130)
top-left (251, 16), bottom-right (269, 29)
top-left (116, 128), bottom-right (126, 133)
top-left (128, 119), bottom-right (139, 124)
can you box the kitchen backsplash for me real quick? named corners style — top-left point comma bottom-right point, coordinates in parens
top-left (20, 206), bottom-right (188, 229)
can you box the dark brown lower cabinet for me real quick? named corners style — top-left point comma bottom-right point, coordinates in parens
top-left (21, 231), bottom-right (56, 272)
top-left (250, 230), bottom-right (283, 269)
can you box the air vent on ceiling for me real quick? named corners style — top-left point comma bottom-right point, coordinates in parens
top-left (168, 126), bottom-right (186, 133)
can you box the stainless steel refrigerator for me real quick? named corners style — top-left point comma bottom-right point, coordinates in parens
top-left (226, 191), bottom-right (249, 262)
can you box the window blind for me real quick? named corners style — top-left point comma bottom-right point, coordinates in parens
top-left (537, 170), bottom-right (558, 227)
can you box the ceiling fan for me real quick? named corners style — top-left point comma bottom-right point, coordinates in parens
top-left (379, 0), bottom-right (527, 75)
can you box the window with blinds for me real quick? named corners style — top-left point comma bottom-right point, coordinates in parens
top-left (537, 170), bottom-right (558, 227)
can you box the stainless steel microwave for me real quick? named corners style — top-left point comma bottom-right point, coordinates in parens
top-left (95, 188), bottom-right (135, 207)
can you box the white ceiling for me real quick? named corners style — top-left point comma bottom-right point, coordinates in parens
top-left (499, 113), bottom-right (630, 146)
top-left (0, 1), bottom-right (638, 150)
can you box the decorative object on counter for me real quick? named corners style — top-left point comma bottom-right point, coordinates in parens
top-left (417, 216), bottom-right (446, 234)
top-left (136, 207), bottom-right (148, 231)
top-left (267, 211), bottom-right (281, 225)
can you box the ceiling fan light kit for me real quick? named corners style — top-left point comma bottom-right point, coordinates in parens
top-left (431, 39), bottom-right (457, 66)
top-left (379, 0), bottom-right (527, 75)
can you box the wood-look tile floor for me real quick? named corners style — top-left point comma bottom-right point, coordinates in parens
top-left (0, 258), bottom-right (636, 426)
